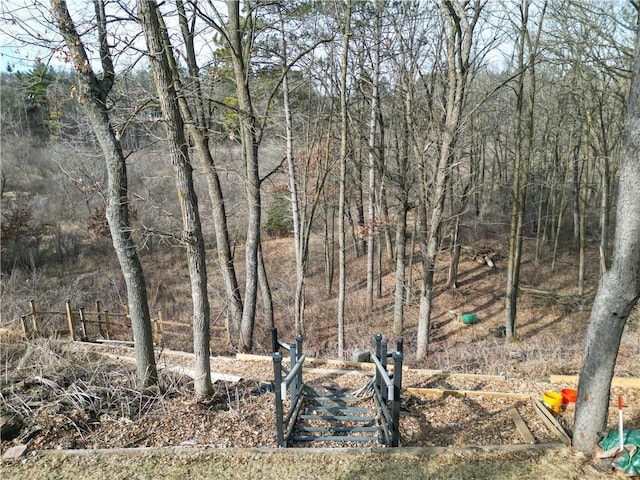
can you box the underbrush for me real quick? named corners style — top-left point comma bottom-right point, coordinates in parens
top-left (0, 338), bottom-right (276, 450)
top-left (0, 339), bottom-right (191, 448)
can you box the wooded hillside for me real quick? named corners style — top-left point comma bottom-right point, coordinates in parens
top-left (1, 1), bottom-right (637, 368)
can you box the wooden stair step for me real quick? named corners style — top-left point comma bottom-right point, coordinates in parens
top-left (290, 434), bottom-right (379, 443)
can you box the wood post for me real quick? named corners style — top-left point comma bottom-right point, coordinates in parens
top-left (20, 315), bottom-right (29, 339)
top-left (103, 310), bottom-right (110, 340)
top-left (29, 300), bottom-right (39, 335)
top-left (65, 301), bottom-right (75, 341)
top-left (78, 307), bottom-right (88, 340)
top-left (96, 301), bottom-right (104, 338)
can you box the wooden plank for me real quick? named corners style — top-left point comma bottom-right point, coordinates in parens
top-left (236, 353), bottom-right (376, 371)
top-left (549, 375), bottom-right (640, 388)
top-left (408, 369), bottom-right (505, 381)
top-left (236, 353), bottom-right (273, 362)
top-left (306, 358), bottom-right (376, 371)
top-left (405, 388), bottom-right (531, 400)
top-left (236, 353), bottom-right (507, 381)
top-left (532, 399), bottom-right (572, 446)
top-left (509, 406), bottom-right (535, 444)
top-left (303, 367), bottom-right (373, 376)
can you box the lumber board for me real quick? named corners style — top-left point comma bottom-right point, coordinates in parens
top-left (405, 388), bottom-right (531, 400)
top-left (235, 353), bottom-right (271, 362)
top-left (236, 353), bottom-right (377, 371)
top-left (305, 358), bottom-right (376, 371)
top-left (408, 369), bottom-right (505, 381)
top-left (549, 375), bottom-right (640, 388)
top-left (236, 353), bottom-right (508, 381)
top-left (508, 406), bottom-right (535, 444)
top-left (303, 367), bottom-right (373, 376)
top-left (532, 399), bottom-right (572, 446)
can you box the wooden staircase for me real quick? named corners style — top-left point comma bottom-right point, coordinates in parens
top-left (272, 330), bottom-right (402, 448)
top-left (289, 386), bottom-right (381, 445)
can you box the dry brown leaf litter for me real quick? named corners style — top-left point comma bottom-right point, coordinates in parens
top-left (2, 340), bottom-right (638, 454)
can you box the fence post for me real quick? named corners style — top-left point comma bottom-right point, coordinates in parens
top-left (96, 301), bottom-right (104, 338)
top-left (29, 300), bottom-right (39, 336)
top-left (20, 315), bottom-right (29, 339)
top-left (103, 310), bottom-right (111, 340)
top-left (273, 351), bottom-right (285, 447)
top-left (78, 307), bottom-right (88, 340)
top-left (65, 300), bottom-right (75, 341)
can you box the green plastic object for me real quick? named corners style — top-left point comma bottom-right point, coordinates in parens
top-left (460, 313), bottom-right (478, 325)
top-left (598, 429), bottom-right (640, 476)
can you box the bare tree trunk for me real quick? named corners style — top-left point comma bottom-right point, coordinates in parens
top-left (257, 244), bottom-right (273, 332)
top-left (137, 0), bottom-right (212, 396)
top-left (417, 0), bottom-right (482, 360)
top-left (51, 0), bottom-right (157, 389)
top-left (365, 3), bottom-right (381, 313)
top-left (571, 139), bottom-right (581, 244)
top-left (578, 112), bottom-right (590, 296)
top-left (337, 0), bottom-right (352, 360)
top-left (324, 202), bottom-right (335, 296)
top-left (505, 0), bottom-right (528, 341)
top-left (599, 157), bottom-right (610, 274)
top-left (505, 0), bottom-right (545, 341)
top-left (598, 101), bottom-right (611, 275)
top-left (176, 0), bottom-right (243, 340)
top-left (278, 6), bottom-right (303, 335)
top-left (226, 0), bottom-right (261, 353)
top-left (393, 204), bottom-right (408, 336)
top-left (573, 32), bottom-right (640, 452)
top-left (551, 132), bottom-right (572, 273)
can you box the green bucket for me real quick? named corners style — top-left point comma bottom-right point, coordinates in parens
top-left (460, 313), bottom-right (478, 325)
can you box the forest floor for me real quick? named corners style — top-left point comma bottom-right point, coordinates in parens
top-left (1, 237), bottom-right (639, 478)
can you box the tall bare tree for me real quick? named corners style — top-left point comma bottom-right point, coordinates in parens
top-left (337, 0), bottom-right (352, 360)
top-left (573, 26), bottom-right (640, 454)
top-left (416, 0), bottom-right (483, 360)
top-left (505, 0), bottom-right (546, 340)
top-left (136, 0), bottom-right (213, 396)
top-left (51, 0), bottom-right (157, 389)
top-left (365, 1), bottom-right (382, 313)
top-left (176, 0), bottom-right (243, 342)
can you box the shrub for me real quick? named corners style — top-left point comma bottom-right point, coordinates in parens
top-left (264, 195), bottom-right (293, 238)
top-left (0, 199), bottom-right (43, 272)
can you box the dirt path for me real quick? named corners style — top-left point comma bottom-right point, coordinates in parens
top-left (1, 444), bottom-right (610, 480)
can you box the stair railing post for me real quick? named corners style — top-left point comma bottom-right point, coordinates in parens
top-left (272, 327), bottom-right (278, 353)
top-left (391, 348), bottom-right (403, 447)
top-left (296, 335), bottom-right (304, 398)
top-left (289, 342), bottom-right (298, 406)
top-left (374, 333), bottom-right (382, 394)
top-left (273, 351), bottom-right (285, 447)
top-left (381, 340), bottom-right (388, 400)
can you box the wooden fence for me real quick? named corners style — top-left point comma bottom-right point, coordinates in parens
top-left (16, 300), bottom-right (222, 346)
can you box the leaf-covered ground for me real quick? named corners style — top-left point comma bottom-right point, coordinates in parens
top-left (1, 339), bottom-right (637, 478)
